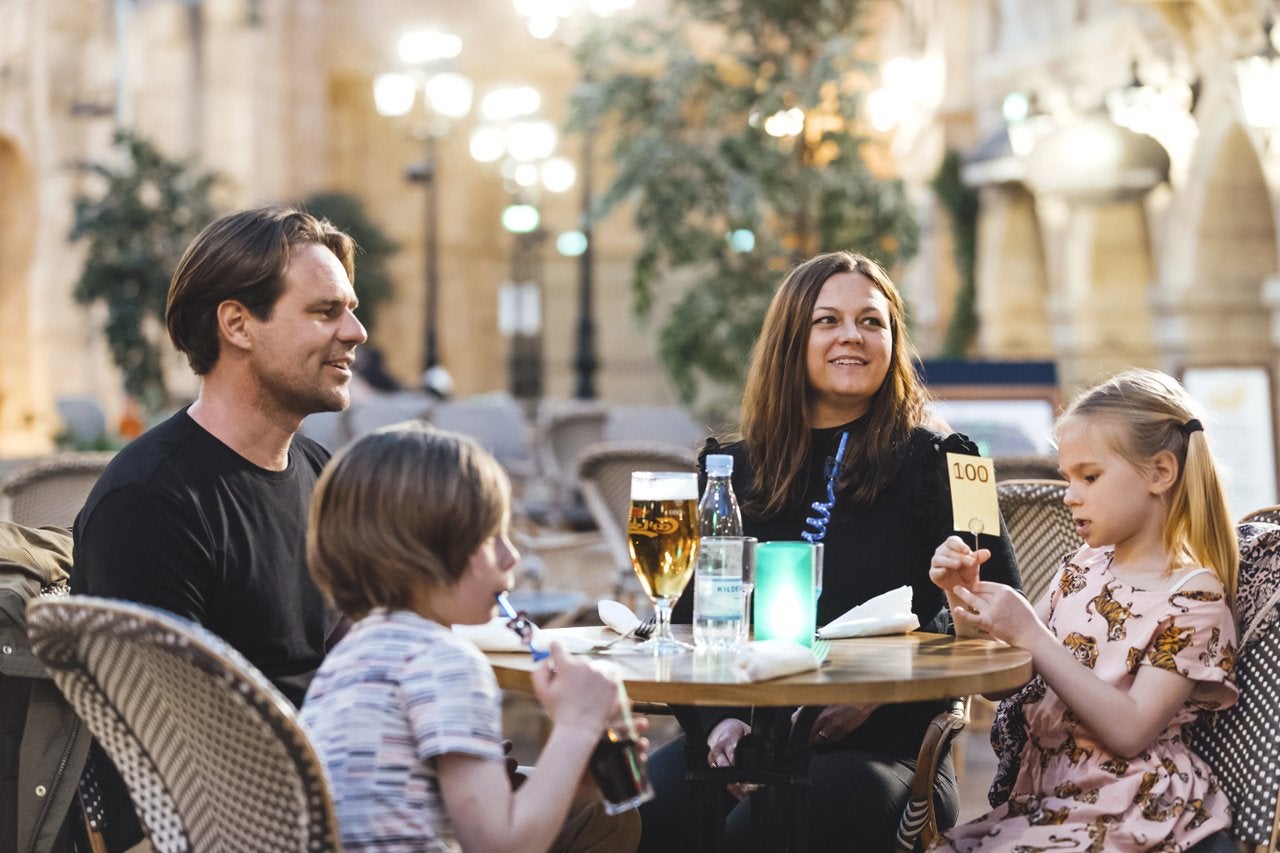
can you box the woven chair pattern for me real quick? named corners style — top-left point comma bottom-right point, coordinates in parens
top-left (576, 441), bottom-right (698, 597)
top-left (1240, 505), bottom-right (1280, 526)
top-left (1185, 522), bottom-right (1280, 851)
top-left (27, 597), bottom-right (339, 853)
top-left (995, 479), bottom-right (1082, 604)
top-left (0, 452), bottom-right (115, 529)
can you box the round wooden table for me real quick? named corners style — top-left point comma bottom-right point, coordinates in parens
top-left (484, 627), bottom-right (1032, 853)
top-left (485, 626), bottom-right (1033, 706)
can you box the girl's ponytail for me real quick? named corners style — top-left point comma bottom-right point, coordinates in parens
top-left (1169, 428), bottom-right (1238, 604)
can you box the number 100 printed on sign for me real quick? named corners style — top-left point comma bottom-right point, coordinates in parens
top-left (946, 453), bottom-right (999, 547)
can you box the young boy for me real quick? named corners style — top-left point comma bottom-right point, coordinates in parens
top-left (300, 422), bottom-right (640, 852)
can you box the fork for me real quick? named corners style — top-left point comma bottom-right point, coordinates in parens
top-left (811, 639), bottom-right (832, 666)
top-left (590, 616), bottom-right (657, 653)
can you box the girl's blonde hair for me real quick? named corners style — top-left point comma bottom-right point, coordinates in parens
top-left (307, 422), bottom-right (511, 619)
top-left (1057, 368), bottom-right (1237, 601)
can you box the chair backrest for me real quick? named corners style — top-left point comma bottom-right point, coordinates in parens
top-left (1186, 522), bottom-right (1280, 851)
top-left (995, 479), bottom-right (1082, 604)
top-left (535, 404), bottom-right (609, 522)
top-left (344, 390), bottom-right (435, 440)
top-left (27, 596), bottom-right (340, 853)
top-left (0, 452), bottom-right (115, 529)
top-left (603, 404), bottom-right (705, 451)
top-left (428, 395), bottom-right (536, 481)
top-left (576, 441), bottom-right (698, 594)
top-left (1241, 505), bottom-right (1280, 526)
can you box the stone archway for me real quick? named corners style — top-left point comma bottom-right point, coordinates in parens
top-left (1180, 124), bottom-right (1277, 365)
top-left (0, 136), bottom-right (38, 451)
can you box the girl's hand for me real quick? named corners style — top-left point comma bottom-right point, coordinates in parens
top-left (930, 535), bottom-right (990, 595)
top-left (796, 704), bottom-right (879, 746)
top-left (530, 642), bottom-right (620, 733)
top-left (951, 582), bottom-right (1042, 648)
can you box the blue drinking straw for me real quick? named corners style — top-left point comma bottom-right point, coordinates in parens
top-left (496, 592), bottom-right (550, 661)
top-left (802, 431), bottom-right (849, 544)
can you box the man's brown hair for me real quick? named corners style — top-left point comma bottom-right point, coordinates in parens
top-left (165, 205), bottom-right (355, 374)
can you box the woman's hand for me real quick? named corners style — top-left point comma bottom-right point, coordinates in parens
top-left (798, 704), bottom-right (879, 746)
top-left (930, 535), bottom-right (990, 596)
top-left (951, 582), bottom-right (1042, 649)
top-left (706, 718), bottom-right (753, 800)
top-left (706, 718), bottom-right (750, 769)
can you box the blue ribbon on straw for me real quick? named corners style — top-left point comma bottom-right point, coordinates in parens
top-left (802, 431), bottom-right (849, 544)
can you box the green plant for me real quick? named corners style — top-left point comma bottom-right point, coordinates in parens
top-left (69, 130), bottom-right (218, 413)
top-left (301, 191), bottom-right (398, 335)
top-left (933, 150), bottom-right (979, 357)
top-left (572, 0), bottom-right (919, 409)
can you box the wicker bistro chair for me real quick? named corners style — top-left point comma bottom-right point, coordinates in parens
top-left (26, 596), bottom-right (340, 853)
top-left (1186, 522), bottom-right (1280, 852)
top-left (1240, 505), bottom-right (1280, 526)
top-left (534, 403), bottom-right (608, 527)
top-left (995, 479), bottom-right (1083, 605)
top-left (575, 440), bottom-right (699, 602)
top-left (0, 452), bottom-right (115, 529)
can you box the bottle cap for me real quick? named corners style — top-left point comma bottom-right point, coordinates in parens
top-left (705, 454), bottom-right (734, 476)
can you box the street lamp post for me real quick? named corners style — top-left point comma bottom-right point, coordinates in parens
top-left (512, 1), bottom-right (637, 399)
top-left (470, 85), bottom-right (576, 404)
top-left (373, 30), bottom-right (473, 380)
top-left (573, 125), bottom-right (597, 399)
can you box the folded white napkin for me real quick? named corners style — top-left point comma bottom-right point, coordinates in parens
top-left (598, 599), bottom-right (642, 635)
top-left (732, 639), bottom-right (822, 683)
top-left (453, 619), bottom-right (597, 655)
top-left (817, 585), bottom-right (920, 639)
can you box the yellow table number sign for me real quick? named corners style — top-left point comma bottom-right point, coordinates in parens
top-left (946, 453), bottom-right (999, 547)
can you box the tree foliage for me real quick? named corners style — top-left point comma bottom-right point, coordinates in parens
top-left (69, 130), bottom-right (218, 412)
top-left (572, 0), bottom-right (919, 408)
top-left (933, 150), bottom-right (979, 356)
top-left (301, 191), bottom-right (398, 336)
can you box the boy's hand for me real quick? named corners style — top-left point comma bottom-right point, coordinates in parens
top-left (930, 534), bottom-right (990, 595)
top-left (530, 642), bottom-right (621, 734)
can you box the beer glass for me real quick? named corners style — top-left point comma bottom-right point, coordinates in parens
top-left (627, 471), bottom-right (699, 654)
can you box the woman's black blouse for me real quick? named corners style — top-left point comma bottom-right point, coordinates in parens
top-left (672, 423), bottom-right (1023, 760)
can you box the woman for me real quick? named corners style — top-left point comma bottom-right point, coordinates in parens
top-left (641, 251), bottom-right (1023, 851)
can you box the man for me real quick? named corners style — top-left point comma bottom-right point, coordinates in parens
top-left (72, 205), bottom-right (366, 849)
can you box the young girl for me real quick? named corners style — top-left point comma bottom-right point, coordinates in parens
top-left (299, 423), bottom-right (640, 853)
top-left (929, 369), bottom-right (1239, 852)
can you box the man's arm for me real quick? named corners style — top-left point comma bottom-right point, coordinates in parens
top-left (75, 483), bottom-right (214, 622)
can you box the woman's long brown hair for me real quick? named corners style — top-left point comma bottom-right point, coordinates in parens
top-left (740, 252), bottom-right (929, 516)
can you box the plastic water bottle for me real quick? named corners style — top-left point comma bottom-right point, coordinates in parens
top-left (693, 454), bottom-right (745, 649)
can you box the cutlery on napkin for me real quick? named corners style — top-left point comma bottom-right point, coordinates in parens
top-left (598, 599), bottom-right (643, 635)
top-left (732, 639), bottom-right (823, 683)
top-left (817, 585), bottom-right (920, 639)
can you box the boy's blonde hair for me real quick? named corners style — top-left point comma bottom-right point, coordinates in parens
top-left (1057, 368), bottom-right (1237, 602)
top-left (307, 422), bottom-right (511, 619)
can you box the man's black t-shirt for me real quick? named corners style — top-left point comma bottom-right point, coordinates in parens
top-left (72, 407), bottom-right (338, 706)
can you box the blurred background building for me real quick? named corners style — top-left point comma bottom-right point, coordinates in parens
top-left (2, 0), bottom-right (1278, 507)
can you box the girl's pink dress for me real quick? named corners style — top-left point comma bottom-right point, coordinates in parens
top-left (934, 546), bottom-right (1238, 852)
